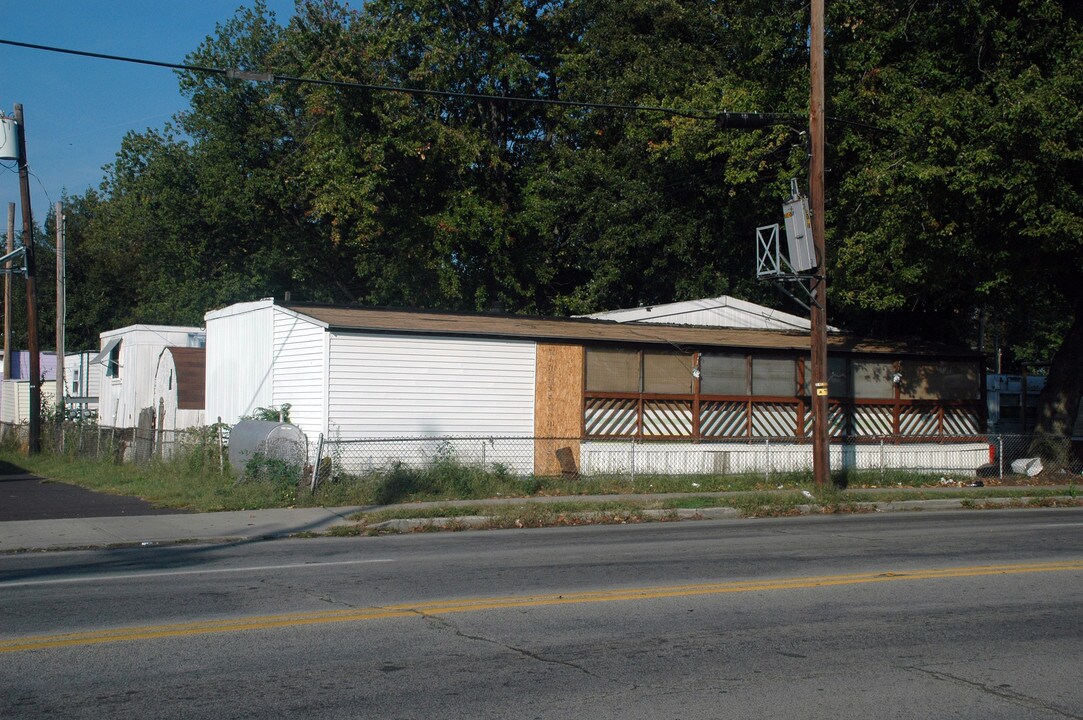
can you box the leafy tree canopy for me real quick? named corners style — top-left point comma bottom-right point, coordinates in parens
top-left (41, 0), bottom-right (1080, 432)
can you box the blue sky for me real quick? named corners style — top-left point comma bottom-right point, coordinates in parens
top-left (1, 1), bottom-right (297, 229)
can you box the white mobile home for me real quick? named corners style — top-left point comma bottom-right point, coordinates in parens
top-left (64, 351), bottom-right (102, 418)
top-left (204, 299), bottom-right (536, 442)
top-left (206, 299), bottom-right (988, 476)
top-left (94, 325), bottom-right (205, 429)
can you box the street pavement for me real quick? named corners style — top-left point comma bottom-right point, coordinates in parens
top-left (1, 462), bottom-right (1079, 552)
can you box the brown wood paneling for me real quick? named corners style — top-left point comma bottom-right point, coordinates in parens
top-left (167, 347), bottom-right (206, 410)
top-left (534, 343), bottom-right (584, 475)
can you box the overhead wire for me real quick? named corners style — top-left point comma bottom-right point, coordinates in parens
top-left (0, 37), bottom-right (892, 132)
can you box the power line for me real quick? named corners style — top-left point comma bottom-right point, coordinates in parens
top-left (0, 37), bottom-right (897, 134)
top-left (0, 37), bottom-right (795, 127)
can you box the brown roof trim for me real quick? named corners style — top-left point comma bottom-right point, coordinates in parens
top-left (166, 347), bottom-right (206, 410)
top-left (283, 303), bottom-right (979, 358)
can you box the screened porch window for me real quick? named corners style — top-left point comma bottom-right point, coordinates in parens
top-left (585, 348), bottom-right (639, 392)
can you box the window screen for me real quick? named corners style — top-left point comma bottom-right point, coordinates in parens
top-left (643, 351), bottom-right (694, 394)
top-left (700, 353), bottom-right (747, 395)
top-left (852, 360), bottom-right (894, 399)
top-left (899, 360), bottom-right (979, 400)
top-left (107, 341), bottom-right (122, 379)
top-left (802, 356), bottom-right (851, 397)
top-left (585, 348), bottom-right (639, 392)
top-left (752, 356), bottom-right (796, 397)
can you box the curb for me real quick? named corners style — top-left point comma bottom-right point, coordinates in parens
top-left (357, 495), bottom-right (1081, 534)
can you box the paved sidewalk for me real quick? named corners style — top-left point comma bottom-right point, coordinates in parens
top-left (0, 507), bottom-right (364, 552)
top-left (0, 486), bottom-right (1077, 552)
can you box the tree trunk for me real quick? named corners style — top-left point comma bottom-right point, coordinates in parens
top-left (1035, 297), bottom-right (1083, 437)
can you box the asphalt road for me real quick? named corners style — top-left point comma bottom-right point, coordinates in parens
top-left (1, 509), bottom-right (1081, 719)
top-left (0, 460), bottom-right (181, 521)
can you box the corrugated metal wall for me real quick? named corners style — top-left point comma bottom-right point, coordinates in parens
top-left (325, 332), bottom-right (536, 438)
top-left (98, 327), bottom-right (204, 429)
top-left (205, 302), bottom-right (274, 426)
top-left (271, 308), bottom-right (326, 439)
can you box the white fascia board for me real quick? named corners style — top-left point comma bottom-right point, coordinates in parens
top-left (99, 324), bottom-right (205, 340)
top-left (204, 298), bottom-right (276, 323)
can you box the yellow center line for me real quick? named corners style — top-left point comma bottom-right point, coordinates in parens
top-left (3, 559), bottom-right (1080, 654)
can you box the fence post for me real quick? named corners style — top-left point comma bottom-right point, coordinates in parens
top-left (217, 417), bottom-right (225, 474)
top-left (765, 438), bottom-right (770, 484)
top-left (880, 439), bottom-right (885, 482)
top-left (998, 435), bottom-right (1004, 480)
top-left (630, 438), bottom-right (636, 483)
top-left (310, 432), bottom-right (325, 493)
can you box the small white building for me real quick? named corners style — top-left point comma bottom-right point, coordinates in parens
top-left (64, 351), bottom-right (102, 418)
top-left (204, 299), bottom-right (536, 444)
top-left (93, 325), bottom-right (206, 429)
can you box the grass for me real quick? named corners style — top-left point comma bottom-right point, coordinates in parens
top-left (3, 445), bottom-right (1078, 522)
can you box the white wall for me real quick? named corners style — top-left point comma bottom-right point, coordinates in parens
top-left (0, 380), bottom-right (56, 425)
top-left (64, 352), bottom-right (101, 417)
top-left (325, 332), bottom-right (536, 439)
top-left (580, 440), bottom-right (991, 476)
top-left (271, 307), bottom-right (327, 439)
top-left (97, 326), bottom-right (205, 429)
top-left (205, 300), bottom-right (275, 426)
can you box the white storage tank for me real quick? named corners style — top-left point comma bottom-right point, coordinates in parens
top-left (228, 420), bottom-right (308, 476)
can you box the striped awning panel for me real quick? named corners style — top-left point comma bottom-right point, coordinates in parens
top-left (853, 405), bottom-right (894, 436)
top-left (699, 401), bottom-right (747, 438)
top-left (584, 397), bottom-right (638, 437)
top-left (942, 406), bottom-right (981, 436)
top-left (642, 400), bottom-right (694, 437)
top-left (801, 403), bottom-right (851, 437)
top-left (898, 406), bottom-right (940, 436)
top-left (750, 403), bottom-right (798, 437)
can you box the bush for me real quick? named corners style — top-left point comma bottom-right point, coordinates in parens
top-left (243, 451), bottom-right (302, 485)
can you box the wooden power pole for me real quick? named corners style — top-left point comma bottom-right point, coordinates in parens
top-left (56, 201), bottom-right (65, 423)
top-left (4, 202), bottom-right (12, 381)
top-left (809, 0), bottom-right (830, 486)
top-left (14, 104), bottom-right (41, 453)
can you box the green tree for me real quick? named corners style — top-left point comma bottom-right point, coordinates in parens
top-left (827, 0), bottom-right (1082, 433)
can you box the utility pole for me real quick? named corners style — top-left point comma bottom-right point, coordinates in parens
top-left (4, 202), bottom-right (12, 381)
top-left (56, 201), bottom-right (65, 423)
top-left (809, 0), bottom-right (830, 486)
top-left (14, 104), bottom-right (41, 453)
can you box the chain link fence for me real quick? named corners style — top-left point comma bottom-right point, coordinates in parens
top-left (0, 421), bottom-right (229, 469)
top-left (307, 433), bottom-right (1082, 487)
top-left (4, 422), bottom-right (1080, 489)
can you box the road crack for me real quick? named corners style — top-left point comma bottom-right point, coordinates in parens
top-left (416, 611), bottom-right (610, 682)
top-left (903, 666), bottom-right (1082, 719)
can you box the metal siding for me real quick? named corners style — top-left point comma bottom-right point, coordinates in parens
top-left (326, 332), bottom-right (536, 438)
top-left (205, 302), bottom-right (274, 426)
top-left (272, 308), bottom-right (326, 440)
top-left (97, 327), bottom-right (204, 429)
